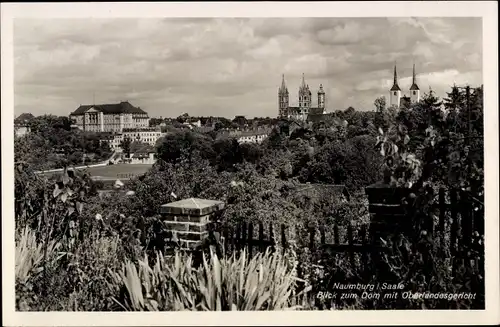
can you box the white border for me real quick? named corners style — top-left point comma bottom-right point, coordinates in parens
top-left (2, 2), bottom-right (499, 326)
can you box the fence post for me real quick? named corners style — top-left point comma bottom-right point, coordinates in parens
top-left (463, 191), bottom-right (474, 249)
top-left (359, 224), bottom-right (369, 279)
top-left (309, 227), bottom-right (316, 251)
top-left (333, 223), bottom-right (340, 245)
top-left (222, 225), bottom-right (229, 254)
top-left (439, 188), bottom-right (446, 248)
top-left (235, 223), bottom-right (241, 252)
top-left (450, 189), bottom-right (459, 275)
top-left (439, 188), bottom-right (446, 233)
top-left (281, 224), bottom-right (287, 250)
top-left (269, 223), bottom-right (275, 252)
top-left (248, 222), bottom-right (254, 259)
top-left (241, 222), bottom-right (247, 254)
top-left (229, 226), bottom-right (235, 253)
top-left (347, 223), bottom-right (355, 268)
top-left (320, 225), bottom-right (326, 245)
top-left (258, 221), bottom-right (264, 253)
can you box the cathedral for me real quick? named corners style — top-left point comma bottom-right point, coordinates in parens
top-left (278, 74), bottom-right (327, 121)
top-left (390, 64), bottom-right (421, 108)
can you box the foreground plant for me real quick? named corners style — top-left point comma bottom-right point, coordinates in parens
top-left (108, 248), bottom-right (311, 311)
top-left (15, 226), bottom-right (64, 310)
top-left (15, 226), bottom-right (62, 285)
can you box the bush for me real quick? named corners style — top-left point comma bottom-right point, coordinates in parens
top-left (108, 248), bottom-right (311, 311)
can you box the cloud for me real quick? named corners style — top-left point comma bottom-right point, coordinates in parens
top-left (13, 17), bottom-right (482, 117)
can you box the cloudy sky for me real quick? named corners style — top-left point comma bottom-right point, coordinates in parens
top-left (14, 17), bottom-right (482, 118)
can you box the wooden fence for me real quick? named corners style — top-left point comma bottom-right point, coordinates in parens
top-left (207, 187), bottom-right (484, 275)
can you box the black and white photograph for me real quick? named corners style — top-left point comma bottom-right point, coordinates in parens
top-left (2, 1), bottom-right (499, 326)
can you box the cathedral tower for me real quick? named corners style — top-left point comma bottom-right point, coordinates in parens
top-left (318, 84), bottom-right (326, 112)
top-left (278, 74), bottom-right (289, 117)
top-left (298, 73), bottom-right (312, 117)
top-left (409, 64), bottom-right (420, 103)
top-left (390, 64), bottom-right (402, 107)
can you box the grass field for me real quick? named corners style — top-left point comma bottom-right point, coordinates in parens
top-left (83, 164), bottom-right (153, 179)
top-left (41, 164), bottom-right (153, 180)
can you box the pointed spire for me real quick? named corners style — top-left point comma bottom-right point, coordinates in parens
top-left (412, 63), bottom-right (416, 84)
top-left (279, 74), bottom-right (288, 94)
top-left (301, 73), bottom-right (306, 88)
top-left (390, 64), bottom-right (401, 91)
top-left (410, 63), bottom-right (420, 90)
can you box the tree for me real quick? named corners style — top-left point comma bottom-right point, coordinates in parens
top-left (212, 138), bottom-right (243, 172)
top-left (149, 118), bottom-right (164, 127)
top-left (374, 96), bottom-right (387, 113)
top-left (443, 84), bottom-right (465, 112)
top-left (232, 116), bottom-right (248, 127)
top-left (239, 142), bottom-right (264, 164)
top-left (121, 136), bottom-right (132, 158)
top-left (374, 96), bottom-right (392, 130)
top-left (176, 113), bottom-right (190, 124)
top-left (156, 130), bottom-right (215, 165)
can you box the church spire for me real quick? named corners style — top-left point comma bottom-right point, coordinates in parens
top-left (410, 63), bottom-right (420, 90)
top-left (390, 64), bottom-right (401, 91)
top-left (301, 73), bottom-right (306, 89)
top-left (279, 74), bottom-right (288, 94)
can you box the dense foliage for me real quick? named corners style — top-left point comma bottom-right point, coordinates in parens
top-left (15, 115), bottom-right (112, 170)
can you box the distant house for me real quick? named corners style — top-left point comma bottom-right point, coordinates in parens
top-left (182, 119), bottom-right (202, 129)
top-left (129, 143), bottom-right (157, 164)
top-left (130, 151), bottom-right (156, 165)
top-left (106, 126), bottom-right (164, 151)
top-left (236, 129), bottom-right (271, 144)
top-left (14, 125), bottom-right (31, 138)
top-left (14, 113), bottom-right (35, 138)
top-left (274, 119), bottom-right (303, 136)
top-left (216, 127), bottom-right (272, 144)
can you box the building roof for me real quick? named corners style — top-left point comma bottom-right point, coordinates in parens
top-left (238, 130), bottom-right (270, 137)
top-left (390, 84), bottom-right (402, 91)
top-left (71, 101), bottom-right (147, 116)
top-left (306, 113), bottom-right (331, 123)
top-left (391, 65), bottom-right (401, 91)
top-left (309, 107), bottom-right (324, 115)
top-left (410, 63), bottom-right (420, 90)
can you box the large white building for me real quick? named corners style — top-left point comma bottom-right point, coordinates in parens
top-left (70, 101), bottom-right (149, 132)
top-left (106, 127), bottom-right (166, 151)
